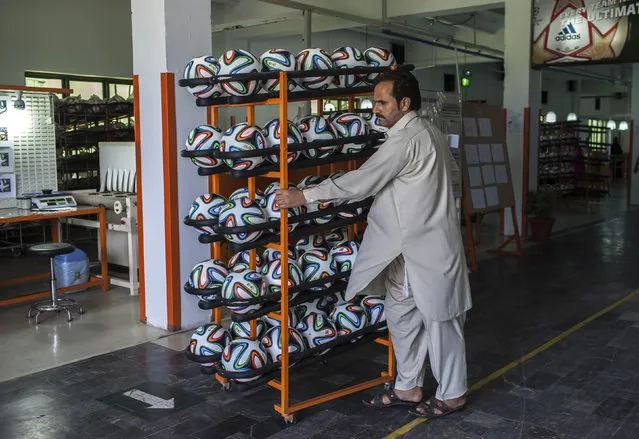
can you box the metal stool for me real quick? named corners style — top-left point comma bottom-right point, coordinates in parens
top-left (27, 243), bottom-right (85, 324)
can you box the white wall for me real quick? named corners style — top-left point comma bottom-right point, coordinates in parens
top-left (0, 0), bottom-right (133, 84)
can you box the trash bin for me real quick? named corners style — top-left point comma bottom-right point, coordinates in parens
top-left (54, 248), bottom-right (89, 289)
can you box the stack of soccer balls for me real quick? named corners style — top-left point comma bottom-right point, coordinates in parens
top-left (186, 291), bottom-right (386, 381)
top-left (184, 112), bottom-right (381, 173)
top-left (183, 46), bottom-right (397, 99)
top-left (185, 174), bottom-right (369, 243)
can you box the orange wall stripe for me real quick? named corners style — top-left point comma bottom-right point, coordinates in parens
top-left (133, 75), bottom-right (146, 322)
top-left (161, 72), bottom-right (181, 330)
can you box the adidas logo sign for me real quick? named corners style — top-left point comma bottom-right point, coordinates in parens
top-left (555, 23), bottom-right (581, 41)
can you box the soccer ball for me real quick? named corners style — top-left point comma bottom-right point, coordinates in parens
top-left (363, 112), bottom-right (388, 134)
top-left (262, 118), bottom-right (303, 164)
top-left (299, 183), bottom-right (335, 225)
top-left (260, 49), bottom-right (297, 92)
top-left (185, 125), bottom-right (224, 169)
top-left (221, 270), bottom-right (264, 314)
top-left (188, 259), bottom-right (229, 290)
top-left (297, 116), bottom-right (339, 159)
top-left (229, 187), bottom-right (265, 206)
top-left (297, 175), bottom-right (325, 189)
top-left (217, 197), bottom-right (267, 244)
top-left (262, 247), bottom-right (297, 267)
top-left (531, 1), bottom-right (629, 65)
top-left (363, 47), bottom-right (397, 83)
top-left (325, 227), bottom-right (349, 248)
top-left (188, 324), bottom-right (231, 363)
top-left (218, 49), bottom-right (261, 96)
top-left (183, 55), bottom-right (224, 99)
top-left (330, 240), bottom-right (360, 272)
top-left (262, 191), bottom-right (301, 232)
top-left (295, 312), bottom-right (338, 350)
top-left (228, 250), bottom-right (264, 273)
top-left (230, 318), bottom-right (269, 339)
top-left (299, 248), bottom-right (335, 290)
top-left (295, 48), bottom-right (335, 90)
top-left (220, 338), bottom-right (269, 382)
top-left (188, 193), bottom-right (228, 235)
top-left (360, 295), bottom-right (387, 329)
top-left (261, 181), bottom-right (297, 199)
top-left (263, 309), bottom-right (298, 328)
top-left (331, 113), bottom-right (369, 154)
top-left (294, 234), bottom-right (327, 255)
top-left (220, 123), bottom-right (267, 171)
top-left (331, 46), bottom-right (367, 88)
top-left (330, 303), bottom-right (368, 338)
top-left (262, 258), bottom-right (303, 297)
top-left (294, 299), bottom-right (328, 321)
top-left (261, 326), bottom-right (306, 362)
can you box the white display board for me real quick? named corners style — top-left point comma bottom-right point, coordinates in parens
top-left (0, 91), bottom-right (57, 208)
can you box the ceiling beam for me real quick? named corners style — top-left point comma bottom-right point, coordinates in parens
top-left (212, 12), bottom-right (302, 32)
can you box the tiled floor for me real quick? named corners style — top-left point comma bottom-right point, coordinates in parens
top-left (1, 207), bottom-right (639, 438)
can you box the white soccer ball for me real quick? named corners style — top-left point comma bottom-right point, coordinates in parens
top-left (331, 113), bottom-right (369, 154)
top-left (364, 47), bottom-right (397, 83)
top-left (183, 55), bottom-right (224, 99)
top-left (299, 183), bottom-right (334, 225)
top-left (297, 116), bottom-right (338, 159)
top-left (363, 112), bottom-right (388, 133)
top-left (263, 309), bottom-right (298, 328)
top-left (297, 175), bottom-right (325, 189)
top-left (262, 258), bottom-right (303, 298)
top-left (185, 125), bottom-right (224, 169)
top-left (299, 248), bottom-right (335, 290)
top-left (295, 48), bottom-right (335, 90)
top-left (220, 123), bottom-right (267, 171)
top-left (228, 250), bottom-right (264, 273)
top-left (188, 259), bottom-right (229, 290)
top-left (188, 193), bottom-right (228, 236)
top-left (220, 338), bottom-right (269, 382)
top-left (261, 181), bottom-right (297, 199)
top-left (229, 187), bottom-right (265, 206)
top-left (325, 227), bottom-right (349, 248)
top-left (262, 191), bottom-right (301, 232)
top-left (189, 323), bottom-right (232, 361)
top-left (230, 318), bottom-right (269, 340)
top-left (330, 240), bottom-right (360, 272)
top-left (217, 49), bottom-right (261, 96)
top-left (261, 326), bottom-right (306, 362)
top-left (221, 270), bottom-right (265, 315)
top-left (330, 303), bottom-right (368, 338)
top-left (360, 295), bottom-right (387, 329)
top-left (294, 234), bottom-right (327, 256)
top-left (217, 197), bottom-right (267, 244)
top-left (295, 312), bottom-right (338, 350)
top-left (262, 247), bottom-right (297, 267)
top-left (331, 46), bottom-right (367, 88)
top-left (260, 49), bottom-right (297, 92)
top-left (262, 118), bottom-right (303, 164)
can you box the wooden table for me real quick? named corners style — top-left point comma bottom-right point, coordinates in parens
top-left (0, 206), bottom-right (108, 307)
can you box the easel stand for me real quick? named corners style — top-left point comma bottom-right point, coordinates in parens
top-left (177, 65), bottom-right (415, 423)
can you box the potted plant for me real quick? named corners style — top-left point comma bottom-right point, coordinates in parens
top-left (527, 189), bottom-right (556, 241)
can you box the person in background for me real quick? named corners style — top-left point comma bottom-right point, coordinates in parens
top-left (275, 71), bottom-right (472, 419)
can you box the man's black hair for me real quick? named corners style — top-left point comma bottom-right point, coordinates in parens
top-left (376, 70), bottom-right (422, 111)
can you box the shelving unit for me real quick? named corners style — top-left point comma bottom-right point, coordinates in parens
top-left (55, 99), bottom-right (134, 190)
top-left (538, 121), bottom-right (611, 201)
top-left (178, 65), bottom-right (413, 423)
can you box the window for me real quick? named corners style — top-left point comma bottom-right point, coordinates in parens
top-left (25, 72), bottom-right (132, 99)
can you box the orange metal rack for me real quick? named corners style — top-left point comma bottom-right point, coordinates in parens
top-left (183, 70), bottom-right (396, 423)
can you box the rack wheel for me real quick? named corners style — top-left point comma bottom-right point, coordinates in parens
top-left (222, 381), bottom-right (232, 391)
top-left (282, 414), bottom-right (297, 425)
top-left (384, 382), bottom-right (392, 391)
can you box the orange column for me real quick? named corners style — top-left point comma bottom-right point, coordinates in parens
top-left (161, 72), bottom-right (181, 331)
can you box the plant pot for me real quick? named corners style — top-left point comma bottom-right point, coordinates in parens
top-left (530, 217), bottom-right (555, 242)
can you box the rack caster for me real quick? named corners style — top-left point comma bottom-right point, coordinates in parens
top-left (222, 381), bottom-right (232, 391)
top-left (282, 414), bottom-right (297, 425)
